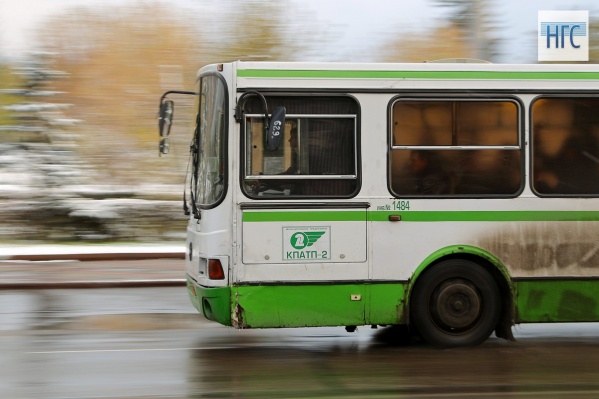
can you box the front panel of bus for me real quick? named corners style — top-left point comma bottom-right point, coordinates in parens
top-left (185, 67), bottom-right (233, 327)
top-left (185, 66), bottom-right (373, 329)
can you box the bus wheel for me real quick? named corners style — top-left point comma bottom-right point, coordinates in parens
top-left (410, 259), bottom-right (500, 348)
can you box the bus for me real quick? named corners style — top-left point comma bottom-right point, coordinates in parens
top-left (158, 60), bottom-right (599, 347)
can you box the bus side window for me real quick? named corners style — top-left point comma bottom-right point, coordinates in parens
top-left (242, 96), bottom-right (359, 198)
top-left (390, 99), bottom-right (521, 197)
top-left (532, 98), bottom-right (599, 195)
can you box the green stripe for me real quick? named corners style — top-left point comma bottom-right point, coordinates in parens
top-left (371, 210), bottom-right (599, 222)
top-left (244, 210), bottom-right (599, 223)
top-left (237, 69), bottom-right (599, 81)
top-left (189, 277), bottom-right (599, 328)
top-left (243, 210), bottom-right (366, 222)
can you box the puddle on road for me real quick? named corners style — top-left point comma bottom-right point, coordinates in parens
top-left (37, 313), bottom-right (205, 331)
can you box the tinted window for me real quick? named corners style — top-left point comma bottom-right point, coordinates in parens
top-left (390, 99), bottom-right (521, 197)
top-left (532, 97), bottom-right (599, 195)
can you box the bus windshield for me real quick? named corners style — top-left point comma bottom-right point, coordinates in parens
top-left (193, 74), bottom-right (227, 207)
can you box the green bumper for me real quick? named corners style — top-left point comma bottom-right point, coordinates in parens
top-left (186, 276), bottom-right (407, 328)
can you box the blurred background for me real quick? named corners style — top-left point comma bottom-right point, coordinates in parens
top-left (1, 0), bottom-right (599, 244)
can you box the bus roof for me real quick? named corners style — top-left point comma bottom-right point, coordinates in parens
top-left (199, 61), bottom-right (599, 91)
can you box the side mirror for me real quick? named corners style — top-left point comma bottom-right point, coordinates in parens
top-left (158, 99), bottom-right (174, 155)
top-left (266, 106), bottom-right (286, 151)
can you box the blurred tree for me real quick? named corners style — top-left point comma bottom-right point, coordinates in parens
top-left (433, 0), bottom-right (499, 61)
top-left (33, 1), bottom-right (329, 185)
top-left (0, 53), bottom-right (98, 243)
top-left (379, 22), bottom-right (472, 63)
top-left (588, 18), bottom-right (599, 63)
top-left (1, 53), bottom-right (71, 142)
top-left (35, 3), bottom-right (203, 184)
top-left (0, 52), bottom-right (81, 185)
top-left (0, 64), bottom-right (20, 131)
top-left (210, 0), bottom-right (330, 62)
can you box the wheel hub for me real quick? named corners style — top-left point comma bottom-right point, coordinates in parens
top-left (432, 279), bottom-right (481, 330)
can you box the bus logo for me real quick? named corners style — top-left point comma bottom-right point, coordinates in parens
top-left (290, 231), bottom-right (325, 249)
top-left (283, 226), bottom-right (331, 261)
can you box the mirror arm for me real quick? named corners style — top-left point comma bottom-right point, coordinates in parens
top-left (159, 90), bottom-right (198, 107)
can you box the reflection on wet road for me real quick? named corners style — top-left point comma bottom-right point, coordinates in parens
top-left (2, 287), bottom-right (599, 398)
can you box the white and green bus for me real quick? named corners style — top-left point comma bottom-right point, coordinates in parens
top-left (159, 60), bottom-right (599, 347)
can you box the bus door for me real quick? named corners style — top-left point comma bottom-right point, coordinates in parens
top-left (235, 105), bottom-right (367, 327)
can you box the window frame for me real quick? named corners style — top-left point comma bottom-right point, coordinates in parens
top-left (530, 94), bottom-right (599, 198)
top-left (388, 94), bottom-right (525, 199)
top-left (240, 94), bottom-right (361, 200)
top-left (243, 113), bottom-right (358, 181)
top-left (192, 72), bottom-right (229, 210)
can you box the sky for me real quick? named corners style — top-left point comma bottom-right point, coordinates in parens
top-left (2, 0), bottom-right (599, 64)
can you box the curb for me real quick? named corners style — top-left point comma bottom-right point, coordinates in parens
top-left (2, 252), bottom-right (186, 262)
top-left (0, 279), bottom-right (187, 290)
top-left (0, 251), bottom-right (187, 290)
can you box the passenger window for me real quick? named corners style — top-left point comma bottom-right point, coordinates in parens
top-left (532, 97), bottom-right (599, 196)
top-left (390, 99), bottom-right (522, 197)
top-left (242, 96), bottom-right (359, 198)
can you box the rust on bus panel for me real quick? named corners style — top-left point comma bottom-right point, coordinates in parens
top-left (476, 221), bottom-right (599, 276)
top-left (233, 293), bottom-right (248, 329)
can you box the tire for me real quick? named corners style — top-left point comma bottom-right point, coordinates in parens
top-left (410, 259), bottom-right (500, 348)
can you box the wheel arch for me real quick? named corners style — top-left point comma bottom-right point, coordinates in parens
top-left (406, 245), bottom-right (515, 341)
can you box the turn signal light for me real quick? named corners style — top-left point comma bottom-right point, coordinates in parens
top-left (208, 259), bottom-right (225, 280)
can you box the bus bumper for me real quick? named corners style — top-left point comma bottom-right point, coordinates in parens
top-left (186, 276), bottom-right (232, 326)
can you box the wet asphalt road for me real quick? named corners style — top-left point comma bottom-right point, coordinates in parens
top-left (3, 286), bottom-right (599, 398)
